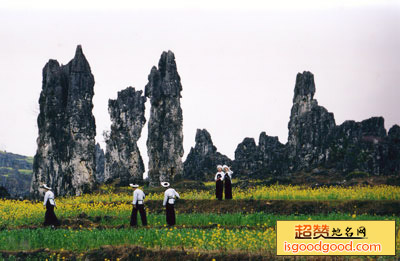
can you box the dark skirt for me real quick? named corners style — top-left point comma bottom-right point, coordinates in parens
top-left (224, 176), bottom-right (232, 199)
top-left (44, 201), bottom-right (60, 227)
top-left (130, 204), bottom-right (147, 226)
top-left (216, 180), bottom-right (223, 200)
top-left (166, 203), bottom-right (176, 226)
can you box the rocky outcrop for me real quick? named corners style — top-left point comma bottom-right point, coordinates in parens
top-left (287, 72), bottom-right (336, 171)
top-left (258, 132), bottom-right (287, 174)
top-left (387, 125), bottom-right (400, 174)
top-left (233, 138), bottom-right (260, 177)
top-left (232, 71), bottom-right (400, 179)
top-left (327, 118), bottom-right (388, 175)
top-left (184, 129), bottom-right (232, 180)
top-left (30, 45), bottom-right (96, 197)
top-left (145, 51), bottom-right (184, 186)
top-left (95, 143), bottom-right (105, 183)
top-left (233, 132), bottom-right (286, 178)
top-left (104, 87), bottom-right (146, 185)
top-left (285, 72), bottom-right (393, 175)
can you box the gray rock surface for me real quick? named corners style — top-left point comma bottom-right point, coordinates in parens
top-left (287, 71), bottom-right (336, 171)
top-left (233, 132), bottom-right (286, 178)
top-left (184, 129), bottom-right (232, 180)
top-left (233, 137), bottom-right (260, 177)
top-left (387, 125), bottom-right (400, 174)
top-left (327, 117), bottom-right (388, 175)
top-left (105, 87), bottom-right (146, 185)
top-left (258, 132), bottom-right (287, 174)
top-left (145, 51), bottom-right (184, 186)
top-left (232, 71), bottom-right (400, 179)
top-left (30, 45), bottom-right (96, 197)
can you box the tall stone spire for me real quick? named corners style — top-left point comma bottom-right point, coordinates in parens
top-left (287, 71), bottom-right (335, 170)
top-left (145, 51), bottom-right (184, 186)
top-left (105, 87), bottom-right (146, 185)
top-left (30, 45), bottom-right (96, 197)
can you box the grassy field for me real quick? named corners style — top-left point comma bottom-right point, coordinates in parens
top-left (0, 183), bottom-right (399, 260)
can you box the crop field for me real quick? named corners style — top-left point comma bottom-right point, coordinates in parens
top-left (0, 182), bottom-right (399, 260)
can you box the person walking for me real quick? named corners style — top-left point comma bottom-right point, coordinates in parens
top-left (42, 184), bottom-right (60, 227)
top-left (130, 183), bottom-right (147, 227)
top-left (162, 182), bottom-right (180, 226)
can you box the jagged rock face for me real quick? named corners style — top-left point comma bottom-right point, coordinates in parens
top-left (233, 133), bottom-right (286, 178)
top-left (184, 129), bottom-right (232, 181)
top-left (327, 118), bottom-right (388, 175)
top-left (30, 45), bottom-right (96, 197)
top-left (233, 138), bottom-right (261, 176)
top-left (258, 132), bottom-right (287, 174)
top-left (287, 72), bottom-right (336, 170)
top-left (95, 143), bottom-right (105, 183)
top-left (231, 71), bottom-right (400, 179)
top-left (387, 125), bottom-right (400, 174)
top-left (105, 87), bottom-right (146, 185)
top-left (145, 51), bottom-right (184, 186)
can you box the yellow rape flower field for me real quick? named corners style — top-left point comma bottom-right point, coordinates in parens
top-left (62, 184), bottom-right (400, 203)
top-left (1, 184), bottom-right (399, 227)
top-left (0, 184), bottom-right (399, 260)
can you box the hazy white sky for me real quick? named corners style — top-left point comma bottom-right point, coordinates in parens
top-left (0, 1), bottom-right (399, 173)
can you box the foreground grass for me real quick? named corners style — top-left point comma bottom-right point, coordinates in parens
top-left (0, 227), bottom-right (275, 252)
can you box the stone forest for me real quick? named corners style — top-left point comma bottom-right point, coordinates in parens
top-left (1, 45), bottom-right (400, 260)
top-left (1, 1), bottom-right (400, 258)
top-left (23, 45), bottom-right (399, 197)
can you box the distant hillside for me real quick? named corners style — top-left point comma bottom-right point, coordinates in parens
top-left (0, 150), bottom-right (33, 197)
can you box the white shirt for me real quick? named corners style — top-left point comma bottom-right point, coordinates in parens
top-left (215, 171), bottom-right (225, 181)
top-left (163, 188), bottom-right (180, 206)
top-left (133, 188), bottom-right (146, 205)
top-left (224, 170), bottom-right (233, 179)
top-left (43, 190), bottom-right (55, 206)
